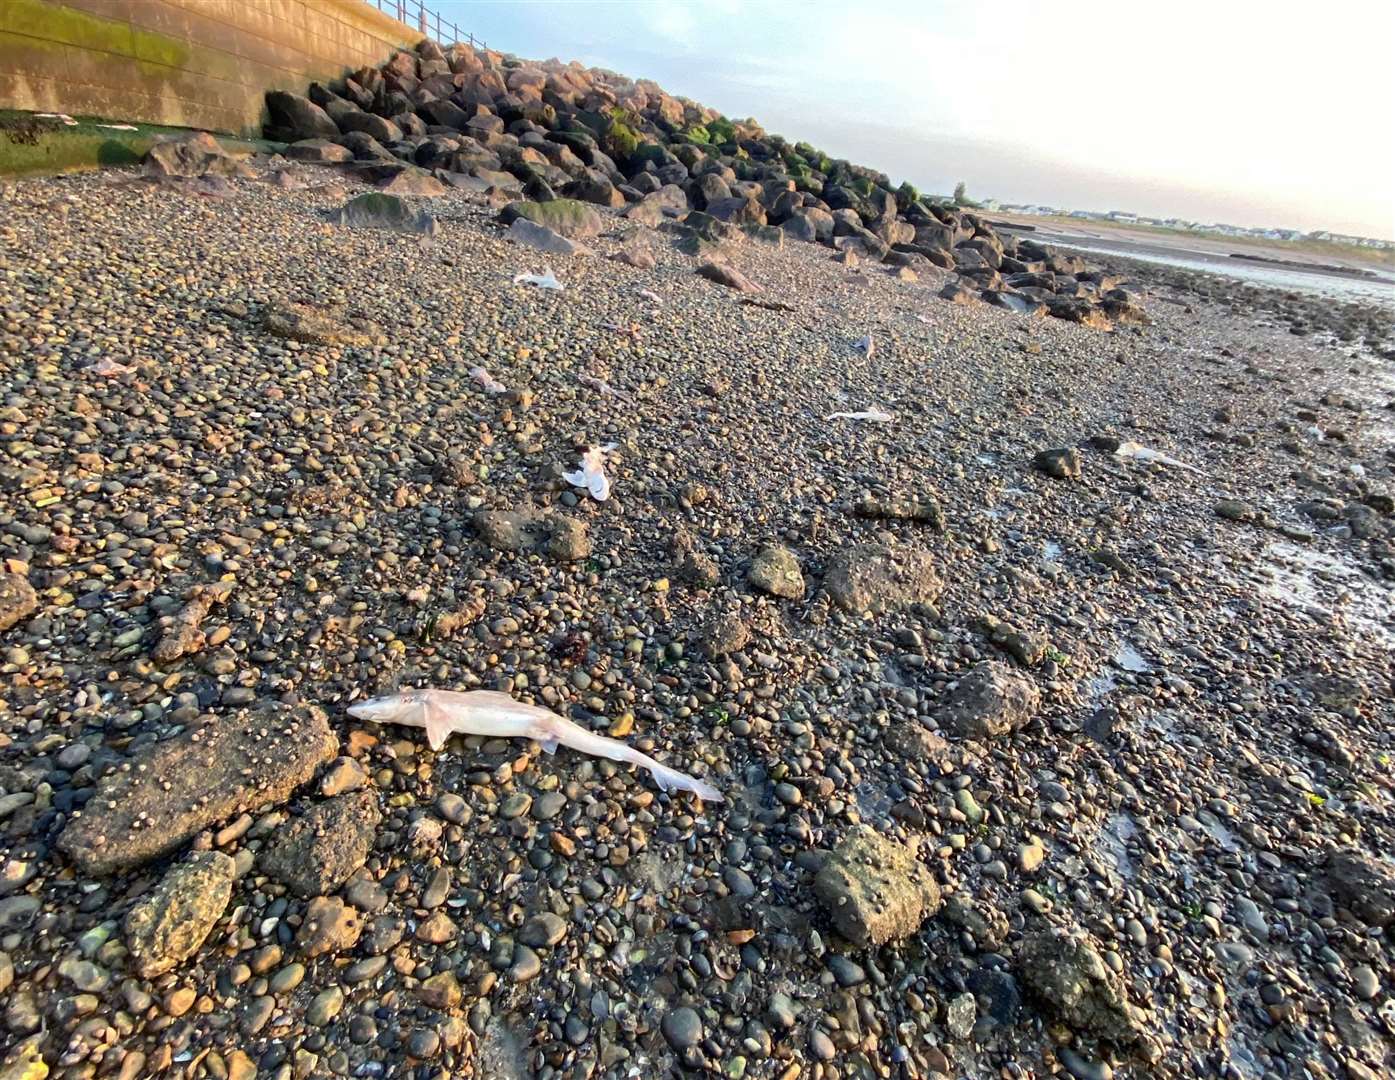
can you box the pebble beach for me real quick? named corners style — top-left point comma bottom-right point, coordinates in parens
top-left (1, 155), bottom-right (1393, 1080)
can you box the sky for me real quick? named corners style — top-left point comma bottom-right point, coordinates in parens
top-left (428, 0), bottom-right (1395, 237)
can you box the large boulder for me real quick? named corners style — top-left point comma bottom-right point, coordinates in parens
top-left (1019, 931), bottom-right (1152, 1050)
top-left (265, 90), bottom-right (339, 140)
top-left (696, 261), bottom-right (760, 293)
top-left (124, 851), bottom-right (235, 977)
top-left (814, 825), bottom-right (941, 946)
top-left (823, 184), bottom-right (867, 217)
top-left (622, 199), bottom-right (664, 227)
top-left (260, 791), bottom-right (381, 898)
top-left (748, 546), bottom-right (804, 599)
top-left (143, 132), bottom-right (249, 179)
top-left (0, 573), bottom-right (37, 633)
top-left (871, 217), bottom-right (915, 246)
top-left (824, 544), bottom-right (941, 615)
top-left (58, 703), bottom-right (338, 875)
top-left (262, 302), bottom-right (384, 347)
top-left (308, 82), bottom-right (360, 126)
top-left (694, 171), bottom-right (732, 209)
top-left (331, 192), bottom-right (437, 234)
top-left (475, 508), bottom-right (590, 561)
top-left (565, 174), bottom-right (626, 208)
top-left (937, 661), bottom-right (1040, 739)
top-left (865, 188), bottom-right (896, 220)
top-left (466, 113), bottom-right (505, 139)
top-left (508, 217), bottom-right (592, 256)
top-left (393, 111), bottom-right (426, 138)
top-left (383, 49), bottom-right (419, 82)
top-left (957, 237), bottom-right (1002, 269)
top-left (284, 138), bottom-right (353, 164)
top-left (379, 169), bottom-right (448, 197)
top-left (786, 206), bottom-right (833, 242)
top-left (704, 195), bottom-right (766, 226)
top-left (914, 222), bottom-right (954, 250)
top-left (336, 109), bottom-right (403, 145)
top-left (419, 98), bottom-right (474, 131)
top-left (1327, 849), bottom-right (1395, 926)
top-left (498, 198), bottom-right (603, 239)
top-left (781, 212), bottom-right (818, 243)
top-left (1033, 447), bottom-right (1082, 479)
top-left (894, 243), bottom-right (954, 269)
top-left (548, 129), bottom-right (599, 162)
top-left (1045, 296), bottom-right (1112, 330)
top-left (833, 230), bottom-right (889, 262)
top-left (339, 130), bottom-right (396, 162)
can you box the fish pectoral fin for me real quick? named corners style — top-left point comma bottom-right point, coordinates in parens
top-left (422, 699), bottom-right (454, 752)
top-left (527, 719), bottom-right (561, 755)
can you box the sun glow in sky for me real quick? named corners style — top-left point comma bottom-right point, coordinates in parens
top-left (435, 0), bottom-right (1395, 237)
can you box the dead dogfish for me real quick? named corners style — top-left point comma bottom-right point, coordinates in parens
top-left (347, 689), bottom-right (722, 801)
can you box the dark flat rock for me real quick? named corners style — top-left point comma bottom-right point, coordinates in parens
top-left (260, 790), bottom-right (382, 897)
top-left (58, 703), bottom-right (338, 875)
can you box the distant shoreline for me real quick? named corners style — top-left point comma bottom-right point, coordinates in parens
top-left (990, 212), bottom-right (1395, 275)
top-left (1226, 251), bottom-right (1377, 280)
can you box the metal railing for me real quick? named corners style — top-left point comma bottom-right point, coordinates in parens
top-left (369, 0), bottom-right (487, 49)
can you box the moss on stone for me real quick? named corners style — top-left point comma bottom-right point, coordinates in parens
top-left (0, 109), bottom-right (275, 177)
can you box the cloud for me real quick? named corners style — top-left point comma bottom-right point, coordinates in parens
top-left (638, 1), bottom-right (699, 46)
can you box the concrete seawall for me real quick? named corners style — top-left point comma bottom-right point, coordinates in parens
top-left (0, 0), bottom-right (423, 136)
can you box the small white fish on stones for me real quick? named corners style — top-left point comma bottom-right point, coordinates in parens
top-left (347, 689), bottom-right (721, 801)
top-left (825, 408), bottom-right (894, 422)
top-left (1114, 441), bottom-right (1201, 473)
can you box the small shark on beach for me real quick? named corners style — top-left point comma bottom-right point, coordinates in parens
top-left (347, 688), bottom-right (722, 802)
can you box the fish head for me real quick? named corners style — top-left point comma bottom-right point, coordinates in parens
top-left (346, 690), bottom-right (425, 726)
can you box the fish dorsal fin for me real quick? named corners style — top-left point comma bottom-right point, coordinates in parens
top-left (422, 698), bottom-right (454, 751)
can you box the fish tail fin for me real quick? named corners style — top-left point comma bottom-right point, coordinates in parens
top-left (645, 759), bottom-right (724, 802)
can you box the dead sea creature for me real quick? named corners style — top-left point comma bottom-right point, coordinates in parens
top-left (513, 268), bottom-right (563, 290)
top-left (347, 689), bottom-right (721, 800)
top-left (1114, 441), bottom-right (1202, 473)
top-left (470, 366), bottom-right (507, 394)
top-left (578, 373), bottom-right (629, 399)
top-left (826, 407), bottom-right (894, 422)
top-left (563, 444), bottom-right (616, 501)
top-left (91, 358), bottom-right (134, 377)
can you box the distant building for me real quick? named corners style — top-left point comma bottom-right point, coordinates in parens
top-left (999, 206), bottom-right (1388, 246)
top-left (1317, 232), bottom-right (1394, 248)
